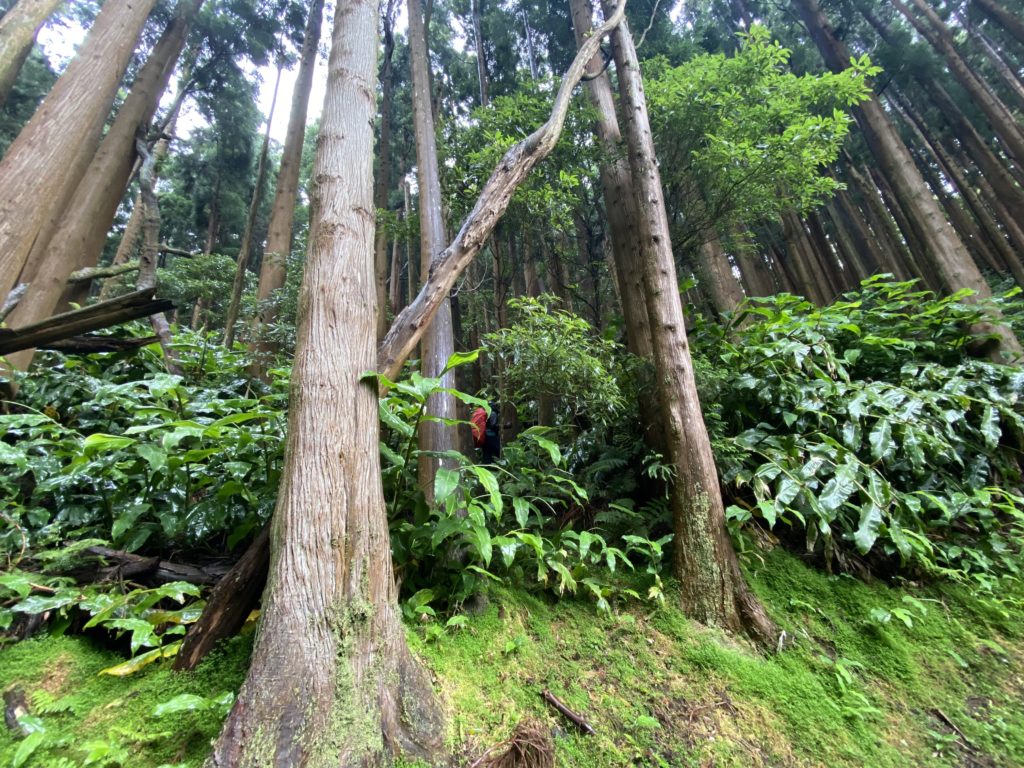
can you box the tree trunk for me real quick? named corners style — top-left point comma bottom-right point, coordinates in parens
top-left (205, 0), bottom-right (443, 763)
top-left (471, 0), bottom-right (489, 107)
top-left (794, 0), bottom-right (1019, 359)
top-left (891, 0), bottom-right (1024, 166)
top-left (3, 0), bottom-right (199, 373)
top-left (964, 22), bottom-right (1024, 112)
top-left (973, 0), bottom-right (1024, 50)
top-left (223, 63), bottom-right (281, 348)
top-left (842, 162), bottom-right (912, 281)
top-left (408, 0), bottom-right (458, 504)
top-left (0, 0), bottom-right (158, 302)
top-left (781, 210), bottom-right (826, 304)
top-left (695, 232), bottom-right (745, 317)
top-left (0, 0), bottom-right (63, 109)
top-left (374, 2), bottom-right (397, 341)
top-left (603, 1), bottom-right (776, 644)
top-left (249, 0), bottom-right (325, 369)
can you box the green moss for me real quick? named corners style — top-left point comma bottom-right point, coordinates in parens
top-left (3, 550), bottom-right (1022, 767)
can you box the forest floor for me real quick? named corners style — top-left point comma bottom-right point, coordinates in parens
top-left (1, 549), bottom-right (1022, 767)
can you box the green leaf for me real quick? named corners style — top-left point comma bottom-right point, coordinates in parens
top-left (83, 433), bottom-right (135, 454)
top-left (854, 504), bottom-right (883, 554)
top-left (13, 729), bottom-right (45, 768)
top-left (819, 461), bottom-right (858, 513)
top-left (469, 465), bottom-right (502, 517)
top-left (433, 467), bottom-right (460, 505)
top-left (534, 436), bottom-right (562, 466)
top-left (979, 405), bottom-right (1000, 450)
top-left (512, 497), bottom-right (530, 528)
top-left (868, 419), bottom-right (893, 462)
top-left (442, 349), bottom-right (481, 374)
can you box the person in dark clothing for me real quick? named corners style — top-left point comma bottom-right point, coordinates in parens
top-left (470, 401), bottom-right (501, 462)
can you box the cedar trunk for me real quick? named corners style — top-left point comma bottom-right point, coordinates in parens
top-left (0, 0), bottom-right (157, 301)
top-left (408, 0), bottom-right (458, 503)
top-left (792, 0), bottom-right (1020, 359)
top-left (205, 0), bottom-right (442, 763)
top-left (373, 4), bottom-right (396, 341)
top-left (603, 2), bottom-right (775, 644)
top-left (0, 0), bottom-right (64, 108)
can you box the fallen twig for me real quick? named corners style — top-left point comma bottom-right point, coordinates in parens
top-left (540, 689), bottom-right (595, 735)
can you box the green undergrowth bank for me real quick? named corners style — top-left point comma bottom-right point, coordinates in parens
top-left (3, 550), bottom-right (1022, 767)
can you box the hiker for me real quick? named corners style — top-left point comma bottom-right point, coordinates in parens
top-left (471, 402), bottom-right (501, 462)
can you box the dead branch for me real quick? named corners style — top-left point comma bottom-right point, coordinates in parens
top-left (68, 261), bottom-right (140, 283)
top-left (540, 689), bottom-right (595, 735)
top-left (376, 1), bottom-right (627, 380)
top-left (0, 283), bottom-right (27, 323)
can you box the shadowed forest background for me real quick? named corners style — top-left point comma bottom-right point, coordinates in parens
top-left (1, 0), bottom-right (1024, 765)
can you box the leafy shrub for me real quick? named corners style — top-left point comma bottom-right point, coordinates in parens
top-left (698, 278), bottom-right (1024, 585)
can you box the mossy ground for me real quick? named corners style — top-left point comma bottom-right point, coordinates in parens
top-left (3, 550), bottom-right (1023, 767)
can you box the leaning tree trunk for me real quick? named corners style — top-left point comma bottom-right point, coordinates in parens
top-left (891, 0), bottom-right (1024, 166)
top-left (205, 0), bottom-right (443, 764)
top-left (248, 0), bottom-right (324, 372)
top-left (471, 0), bottom-right (489, 106)
top-left (973, 0), bottom-right (1024, 49)
top-left (793, 0), bottom-right (1020, 360)
top-left (408, 0), bottom-right (458, 504)
top-left (0, 0), bottom-right (64, 109)
top-left (3, 0), bottom-right (200, 373)
top-left (223, 63), bottom-right (280, 348)
top-left (0, 0), bottom-right (157, 302)
top-left (603, 0), bottom-right (776, 644)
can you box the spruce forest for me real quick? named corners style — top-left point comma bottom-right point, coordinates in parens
top-left (2, 0), bottom-right (1024, 765)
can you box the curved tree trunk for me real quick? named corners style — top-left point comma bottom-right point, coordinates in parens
top-left (0, 0), bottom-right (63, 109)
top-left (795, 0), bottom-right (1020, 360)
top-left (248, 0), bottom-right (324, 371)
top-left (408, 0), bottom-right (458, 503)
top-left (0, 0), bottom-right (157, 302)
top-left (603, 0), bottom-right (776, 644)
top-left (205, 0), bottom-right (443, 763)
top-left (3, 0), bottom-right (200, 373)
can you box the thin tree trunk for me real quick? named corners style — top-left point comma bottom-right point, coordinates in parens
top-left (0, 0), bottom-right (63, 109)
top-left (781, 210), bottom-right (826, 303)
top-left (603, 0), bottom-right (776, 644)
top-left (964, 22), bottom-right (1024, 112)
top-left (973, 0), bottom-right (1024, 50)
top-left (223, 63), bottom-right (281, 348)
top-left (794, 0), bottom-right (1019, 359)
top-left (842, 162), bottom-right (911, 282)
top-left (374, 1), bottom-right (397, 341)
top-left (249, 0), bottom-right (325, 368)
top-left (471, 0), bottom-right (489, 107)
top-left (891, 0), bottom-right (1024, 166)
top-left (206, 0), bottom-right (443, 762)
top-left (3, 1), bottom-right (199, 372)
top-left (0, 0), bottom-right (158, 302)
top-left (408, 0), bottom-right (458, 504)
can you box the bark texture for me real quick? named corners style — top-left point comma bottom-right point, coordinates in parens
top-left (3, 0), bottom-right (199, 372)
top-left (0, 0), bottom-right (158, 302)
top-left (0, 0), bottom-right (63, 108)
top-left (373, 1), bottom-right (397, 341)
top-left (604, 2), bottom-right (776, 644)
top-left (206, 0), bottom-right (442, 763)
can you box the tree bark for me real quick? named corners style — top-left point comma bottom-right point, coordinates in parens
top-left (891, 0), bottom-right (1024, 166)
top-left (841, 162), bottom-right (912, 282)
top-left (408, 0), bottom-right (458, 504)
top-left (223, 63), bottom-right (281, 348)
top-left (3, 0), bottom-right (199, 372)
top-left (248, 0), bottom-right (324, 371)
top-left (964, 21), bottom-right (1024, 112)
top-left (0, 0), bottom-right (63, 109)
top-left (0, 0), bottom-right (158, 303)
top-left (471, 0), bottom-right (489, 107)
top-left (374, 1), bottom-right (397, 341)
top-left (205, 0), bottom-right (443, 763)
top-left (603, 1), bottom-right (776, 644)
top-left (794, 0), bottom-right (1019, 359)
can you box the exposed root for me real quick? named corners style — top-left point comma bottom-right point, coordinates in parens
top-left (473, 718), bottom-right (554, 768)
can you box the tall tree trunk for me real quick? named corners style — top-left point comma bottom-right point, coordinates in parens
top-left (0, 0), bottom-right (63, 109)
top-left (781, 210), bottom-right (827, 304)
top-left (891, 0), bottom-right (1024, 166)
top-left (793, 0), bottom-right (1020, 359)
top-left (973, 0), bottom-right (1024, 50)
top-left (374, 0), bottom-right (397, 340)
top-left (842, 162), bottom-right (912, 282)
top-left (471, 0), bottom-right (489, 106)
top-left (408, 0), bottom-right (458, 504)
top-left (569, 0), bottom-right (664, 452)
top-left (249, 0), bottom-right (324, 367)
top-left (833, 189), bottom-right (884, 278)
top-left (0, 0), bottom-right (158, 302)
top-left (205, 0), bottom-right (442, 763)
top-left (223, 63), bottom-right (281, 348)
top-left (3, 0), bottom-right (199, 372)
top-left (964, 21), bottom-right (1024, 112)
top-left (603, 1), bottom-right (775, 643)
top-left (695, 232), bottom-right (745, 318)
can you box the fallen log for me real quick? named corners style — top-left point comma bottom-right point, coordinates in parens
top-left (77, 545), bottom-right (229, 586)
top-left (39, 335), bottom-right (158, 353)
top-left (173, 527), bottom-right (269, 671)
top-left (0, 289), bottom-right (173, 356)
